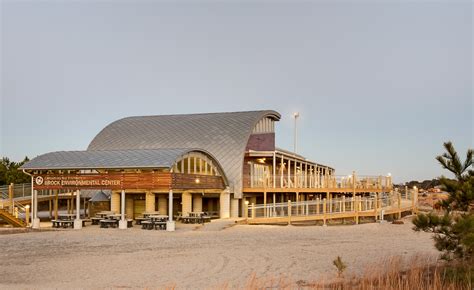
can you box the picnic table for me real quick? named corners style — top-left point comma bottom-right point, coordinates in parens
top-left (52, 214), bottom-right (90, 228)
top-left (52, 219), bottom-right (74, 228)
top-left (135, 217), bottom-right (150, 225)
top-left (99, 214), bottom-right (133, 229)
top-left (91, 217), bottom-right (103, 225)
top-left (141, 215), bottom-right (168, 230)
top-left (100, 219), bottom-right (118, 228)
top-left (96, 211), bottom-right (115, 218)
top-left (107, 214), bottom-right (122, 220)
top-left (142, 212), bottom-right (160, 218)
top-left (58, 214), bottom-right (76, 220)
top-left (181, 212), bottom-right (211, 224)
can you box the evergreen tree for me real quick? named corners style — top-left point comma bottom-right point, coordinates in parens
top-left (413, 142), bottom-right (473, 261)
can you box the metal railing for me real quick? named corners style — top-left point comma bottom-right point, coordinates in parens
top-left (0, 183), bottom-right (32, 199)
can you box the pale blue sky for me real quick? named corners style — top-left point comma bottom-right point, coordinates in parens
top-left (1, 0), bottom-right (472, 183)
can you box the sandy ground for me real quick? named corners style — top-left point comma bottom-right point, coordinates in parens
top-left (0, 218), bottom-right (438, 289)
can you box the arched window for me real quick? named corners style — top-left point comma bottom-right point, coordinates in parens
top-left (172, 152), bottom-right (222, 177)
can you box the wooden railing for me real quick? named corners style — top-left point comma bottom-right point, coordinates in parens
top-left (245, 189), bottom-right (417, 225)
top-left (243, 172), bottom-right (392, 190)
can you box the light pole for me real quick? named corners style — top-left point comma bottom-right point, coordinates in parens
top-left (293, 112), bottom-right (300, 153)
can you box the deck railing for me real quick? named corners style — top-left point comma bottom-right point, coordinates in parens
top-left (246, 190), bottom-right (415, 221)
top-left (0, 183), bottom-right (32, 199)
top-left (243, 173), bottom-right (392, 190)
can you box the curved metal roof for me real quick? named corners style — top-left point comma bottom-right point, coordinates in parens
top-left (87, 110), bottom-right (281, 197)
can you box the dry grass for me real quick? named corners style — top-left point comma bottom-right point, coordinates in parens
top-left (224, 255), bottom-right (473, 290)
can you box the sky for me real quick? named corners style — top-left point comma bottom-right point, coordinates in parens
top-left (1, 0), bottom-right (472, 183)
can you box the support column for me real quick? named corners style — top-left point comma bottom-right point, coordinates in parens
top-left (193, 194), bottom-right (203, 212)
top-left (48, 199), bottom-right (52, 219)
top-left (145, 191), bottom-right (155, 213)
top-left (54, 190), bottom-right (58, 220)
top-left (219, 187), bottom-right (230, 218)
top-left (74, 190), bottom-right (82, 229)
top-left (182, 191), bottom-right (192, 216)
top-left (158, 195), bottom-right (167, 215)
top-left (119, 190), bottom-right (127, 229)
top-left (110, 191), bottom-right (120, 213)
top-left (32, 190), bottom-right (40, 229)
top-left (230, 197), bottom-right (239, 218)
top-left (71, 192), bottom-right (75, 214)
top-left (167, 189), bottom-right (175, 231)
top-left (263, 191), bottom-right (267, 217)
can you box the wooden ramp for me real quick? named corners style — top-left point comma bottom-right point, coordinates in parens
top-left (246, 196), bottom-right (416, 225)
top-left (0, 208), bottom-right (26, 228)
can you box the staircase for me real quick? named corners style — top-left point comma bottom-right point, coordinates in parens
top-left (0, 208), bottom-right (26, 227)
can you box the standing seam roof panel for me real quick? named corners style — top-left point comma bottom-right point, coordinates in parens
top-left (87, 110), bottom-right (281, 198)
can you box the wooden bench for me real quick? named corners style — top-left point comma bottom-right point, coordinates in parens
top-left (135, 217), bottom-right (150, 225)
top-left (91, 217), bottom-right (102, 225)
top-left (154, 221), bottom-right (167, 230)
top-left (182, 216), bottom-right (204, 224)
top-left (82, 219), bottom-right (91, 227)
top-left (51, 220), bottom-right (74, 228)
top-left (141, 221), bottom-right (154, 230)
top-left (100, 219), bottom-right (118, 228)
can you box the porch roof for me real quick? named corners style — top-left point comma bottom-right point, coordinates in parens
top-left (20, 148), bottom-right (198, 170)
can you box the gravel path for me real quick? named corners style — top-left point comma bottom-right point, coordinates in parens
top-left (0, 218), bottom-right (438, 289)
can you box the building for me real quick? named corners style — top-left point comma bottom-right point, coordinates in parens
top-left (20, 110), bottom-right (393, 229)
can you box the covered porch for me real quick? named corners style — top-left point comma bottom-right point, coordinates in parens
top-left (20, 148), bottom-right (229, 231)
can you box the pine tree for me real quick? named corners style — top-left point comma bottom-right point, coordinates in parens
top-left (413, 142), bottom-right (473, 261)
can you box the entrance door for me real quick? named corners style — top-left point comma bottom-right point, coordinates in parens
top-left (133, 200), bottom-right (146, 219)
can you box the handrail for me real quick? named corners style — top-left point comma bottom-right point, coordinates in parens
top-left (247, 190), bottom-right (415, 220)
top-left (243, 173), bottom-right (392, 190)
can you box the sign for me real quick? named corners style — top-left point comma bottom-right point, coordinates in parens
top-left (32, 172), bottom-right (172, 190)
top-left (32, 172), bottom-right (224, 190)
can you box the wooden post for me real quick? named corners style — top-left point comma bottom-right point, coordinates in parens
top-left (273, 152), bottom-right (276, 188)
top-left (316, 198), bottom-right (320, 214)
top-left (287, 200), bottom-right (292, 225)
top-left (272, 193), bottom-right (276, 217)
top-left (342, 196), bottom-right (346, 212)
top-left (72, 192), bottom-right (75, 214)
top-left (8, 183), bottom-right (13, 214)
top-left (287, 159), bottom-right (291, 188)
top-left (54, 190), bottom-right (58, 220)
top-left (263, 190), bottom-right (267, 217)
top-left (411, 187), bottom-right (417, 214)
top-left (25, 205), bottom-right (30, 227)
top-left (251, 203), bottom-right (255, 219)
top-left (322, 198), bottom-right (327, 226)
top-left (374, 193), bottom-right (378, 221)
top-left (352, 171), bottom-right (356, 201)
top-left (355, 196), bottom-right (360, 224)
top-left (244, 201), bottom-right (249, 219)
top-left (397, 191), bottom-right (402, 219)
top-left (48, 199), bottom-right (52, 219)
top-left (295, 192), bottom-right (299, 215)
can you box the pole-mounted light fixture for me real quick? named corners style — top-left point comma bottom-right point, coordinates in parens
top-left (293, 112), bottom-right (300, 153)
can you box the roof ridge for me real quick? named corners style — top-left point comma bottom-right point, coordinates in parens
top-left (121, 109), bottom-right (279, 119)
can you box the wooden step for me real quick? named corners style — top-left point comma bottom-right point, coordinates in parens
top-left (0, 208), bottom-right (26, 228)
